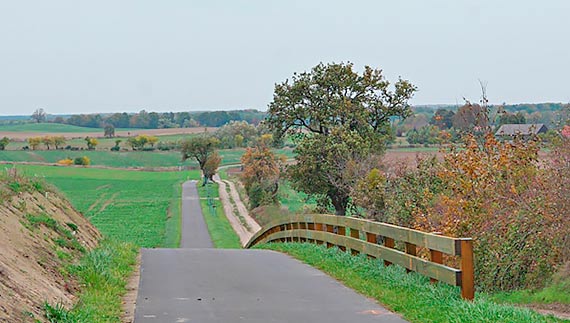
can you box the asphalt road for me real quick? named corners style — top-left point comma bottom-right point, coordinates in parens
top-left (179, 181), bottom-right (213, 248)
top-left (134, 180), bottom-right (408, 323)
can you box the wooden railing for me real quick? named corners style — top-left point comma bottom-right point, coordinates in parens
top-left (246, 214), bottom-right (474, 300)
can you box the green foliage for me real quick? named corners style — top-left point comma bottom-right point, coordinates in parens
top-left (0, 136), bottom-right (9, 150)
top-left (26, 213), bottom-right (85, 252)
top-left (126, 134), bottom-right (158, 150)
top-left (197, 183), bottom-right (241, 248)
top-left (498, 111), bottom-right (527, 126)
top-left (103, 124), bottom-right (115, 138)
top-left (84, 136), bottom-right (98, 150)
top-left (214, 120), bottom-right (258, 148)
top-left (260, 243), bottom-right (564, 323)
top-left (44, 240), bottom-right (138, 323)
top-left (267, 62), bottom-right (416, 215)
top-left (406, 125), bottom-right (444, 145)
top-left (181, 135), bottom-right (220, 183)
top-left (430, 108), bottom-right (455, 129)
top-left (73, 156), bottom-right (90, 166)
top-left (287, 130), bottom-right (381, 215)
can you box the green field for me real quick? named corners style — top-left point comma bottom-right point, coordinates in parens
top-left (0, 123), bottom-right (139, 133)
top-left (13, 164), bottom-right (199, 247)
top-left (0, 150), bottom-right (197, 168)
top-left (0, 148), bottom-right (295, 168)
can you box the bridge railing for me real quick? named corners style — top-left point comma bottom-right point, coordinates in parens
top-left (245, 214), bottom-right (474, 300)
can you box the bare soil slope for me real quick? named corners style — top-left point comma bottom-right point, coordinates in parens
top-left (0, 171), bottom-right (100, 322)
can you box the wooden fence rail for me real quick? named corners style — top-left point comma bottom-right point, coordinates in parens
top-left (245, 214), bottom-right (474, 300)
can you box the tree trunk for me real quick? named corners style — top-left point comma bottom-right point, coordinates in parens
top-left (330, 193), bottom-right (348, 216)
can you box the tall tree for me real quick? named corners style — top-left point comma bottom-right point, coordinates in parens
top-left (266, 62), bottom-right (416, 215)
top-left (181, 135), bottom-right (220, 185)
top-left (104, 124), bottom-right (115, 138)
top-left (31, 108), bottom-right (47, 123)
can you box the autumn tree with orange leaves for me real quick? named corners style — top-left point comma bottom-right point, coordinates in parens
top-left (240, 144), bottom-right (283, 209)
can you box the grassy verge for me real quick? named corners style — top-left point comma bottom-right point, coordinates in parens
top-left (163, 180), bottom-right (183, 248)
top-left (259, 243), bottom-right (568, 323)
top-left (44, 239), bottom-right (138, 323)
top-left (197, 182), bottom-right (241, 249)
top-left (490, 282), bottom-right (570, 305)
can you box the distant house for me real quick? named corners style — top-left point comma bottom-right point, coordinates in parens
top-left (495, 123), bottom-right (548, 137)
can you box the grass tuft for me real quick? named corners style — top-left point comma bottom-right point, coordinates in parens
top-left (44, 239), bottom-right (138, 323)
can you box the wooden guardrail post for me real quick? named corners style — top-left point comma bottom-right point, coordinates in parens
top-left (429, 232), bottom-right (444, 283)
top-left (383, 237), bottom-right (394, 266)
top-left (366, 233), bottom-right (376, 259)
top-left (405, 242), bottom-right (417, 273)
top-left (315, 223), bottom-right (323, 245)
top-left (337, 226), bottom-right (346, 251)
top-left (350, 228), bottom-right (360, 255)
top-left (326, 225), bottom-right (334, 248)
top-left (460, 239), bottom-right (474, 300)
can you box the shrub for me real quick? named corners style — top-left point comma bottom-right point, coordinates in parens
top-left (74, 156), bottom-right (90, 166)
top-left (392, 133), bottom-right (569, 292)
top-left (57, 158), bottom-right (74, 166)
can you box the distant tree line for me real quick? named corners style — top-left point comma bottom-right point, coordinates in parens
top-left (48, 109), bottom-right (266, 129)
top-left (395, 102), bottom-right (569, 145)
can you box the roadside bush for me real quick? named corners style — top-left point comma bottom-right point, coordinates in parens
top-left (74, 156), bottom-right (90, 166)
top-left (390, 132), bottom-right (569, 292)
top-left (241, 144), bottom-right (282, 209)
top-left (57, 158), bottom-right (74, 166)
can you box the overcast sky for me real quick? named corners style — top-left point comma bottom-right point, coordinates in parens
top-left (0, 0), bottom-right (568, 115)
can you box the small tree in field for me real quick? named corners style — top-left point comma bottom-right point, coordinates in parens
top-left (0, 137), bottom-right (10, 150)
top-left (31, 108), bottom-right (47, 123)
top-left (203, 151), bottom-right (221, 182)
top-left (27, 137), bottom-right (42, 150)
top-left (42, 136), bottom-right (55, 150)
top-left (84, 136), bottom-right (98, 150)
top-left (53, 136), bottom-right (66, 149)
top-left (104, 124), bottom-right (115, 138)
top-left (181, 135), bottom-right (220, 185)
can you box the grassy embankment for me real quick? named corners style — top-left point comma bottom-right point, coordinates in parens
top-left (196, 182), bottom-right (241, 249)
top-left (13, 165), bottom-right (199, 322)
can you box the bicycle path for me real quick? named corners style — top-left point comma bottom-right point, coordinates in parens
top-left (134, 181), bottom-right (408, 323)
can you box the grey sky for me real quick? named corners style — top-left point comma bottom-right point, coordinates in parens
top-left (1, 0), bottom-right (568, 115)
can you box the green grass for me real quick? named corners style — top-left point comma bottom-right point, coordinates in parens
top-left (197, 182), bottom-right (241, 249)
top-left (0, 122), bottom-right (138, 133)
top-left (259, 243), bottom-right (568, 323)
top-left (0, 147), bottom-right (295, 169)
top-left (278, 180), bottom-right (316, 213)
top-left (0, 150), bottom-right (198, 168)
top-left (13, 164), bottom-right (199, 247)
top-left (490, 283), bottom-right (570, 305)
top-left (44, 239), bottom-right (138, 323)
